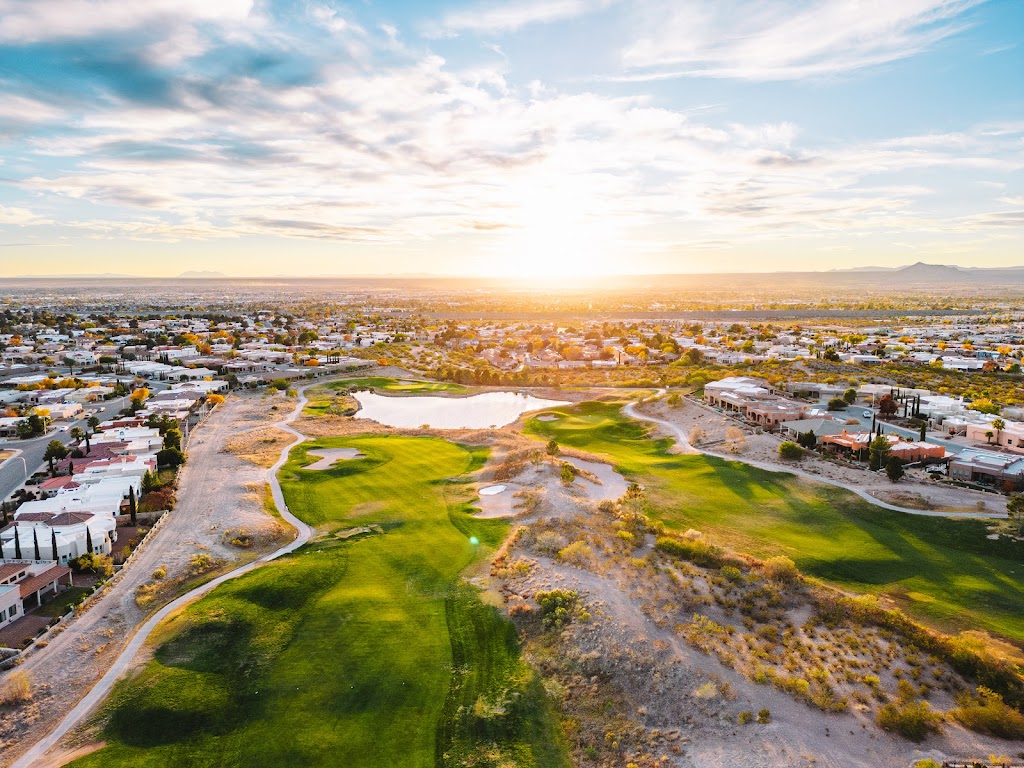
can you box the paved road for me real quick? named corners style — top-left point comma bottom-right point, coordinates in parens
top-left (0, 396), bottom-right (129, 502)
top-left (11, 387), bottom-right (314, 768)
top-left (625, 395), bottom-right (1005, 520)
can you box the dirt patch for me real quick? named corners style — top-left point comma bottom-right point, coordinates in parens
top-left (224, 426), bottom-right (294, 468)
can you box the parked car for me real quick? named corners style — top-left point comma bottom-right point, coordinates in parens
top-left (862, 410), bottom-right (872, 418)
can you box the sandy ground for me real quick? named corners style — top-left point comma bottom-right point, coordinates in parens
top-left (640, 398), bottom-right (1009, 516)
top-left (489, 490), bottom-right (1023, 767)
top-left (0, 392), bottom-right (292, 767)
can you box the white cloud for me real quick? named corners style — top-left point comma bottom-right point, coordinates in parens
top-left (619, 0), bottom-right (980, 80)
top-left (433, 0), bottom-right (613, 35)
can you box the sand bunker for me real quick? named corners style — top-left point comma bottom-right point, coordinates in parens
top-left (479, 485), bottom-right (507, 496)
top-left (536, 414), bottom-right (560, 422)
top-left (305, 448), bottom-right (365, 469)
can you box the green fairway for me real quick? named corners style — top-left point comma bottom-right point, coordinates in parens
top-left (304, 377), bottom-right (467, 416)
top-left (525, 401), bottom-right (1024, 645)
top-left (72, 435), bottom-right (566, 768)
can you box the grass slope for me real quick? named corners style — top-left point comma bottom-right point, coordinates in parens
top-left (304, 377), bottom-right (466, 416)
top-left (525, 401), bottom-right (1024, 644)
top-left (72, 435), bottom-right (565, 768)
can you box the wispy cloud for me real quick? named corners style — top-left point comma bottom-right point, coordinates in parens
top-left (431, 0), bottom-right (614, 36)
top-left (619, 0), bottom-right (981, 81)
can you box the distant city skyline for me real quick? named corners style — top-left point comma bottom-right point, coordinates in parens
top-left (0, 0), bottom-right (1021, 278)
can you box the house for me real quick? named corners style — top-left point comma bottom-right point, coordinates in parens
top-left (949, 450), bottom-right (1024, 490)
top-left (780, 418), bottom-right (848, 439)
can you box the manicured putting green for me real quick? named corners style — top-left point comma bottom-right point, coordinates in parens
top-left (526, 401), bottom-right (1024, 645)
top-left (72, 435), bottom-right (566, 768)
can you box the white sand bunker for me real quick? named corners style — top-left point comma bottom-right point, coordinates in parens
top-left (479, 485), bottom-right (507, 496)
top-left (306, 448), bottom-right (365, 470)
top-left (536, 414), bottom-right (560, 422)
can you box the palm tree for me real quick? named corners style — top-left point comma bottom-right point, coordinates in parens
top-left (992, 418), bottom-right (1006, 446)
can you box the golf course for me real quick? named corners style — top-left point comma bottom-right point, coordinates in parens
top-left (69, 434), bottom-right (567, 768)
top-left (525, 400), bottom-right (1024, 645)
top-left (303, 377), bottom-right (467, 416)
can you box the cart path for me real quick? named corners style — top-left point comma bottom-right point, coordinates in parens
top-left (11, 387), bottom-right (315, 768)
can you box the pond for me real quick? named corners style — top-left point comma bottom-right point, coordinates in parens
top-left (352, 391), bottom-right (570, 429)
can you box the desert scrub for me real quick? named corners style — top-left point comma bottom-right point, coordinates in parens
top-left (534, 589), bottom-right (580, 630)
top-left (950, 687), bottom-right (1024, 739)
top-left (0, 670), bottom-right (32, 705)
top-left (655, 535), bottom-right (724, 569)
top-left (875, 700), bottom-right (942, 742)
top-left (557, 541), bottom-right (595, 568)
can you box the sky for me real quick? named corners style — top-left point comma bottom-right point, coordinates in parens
top-left (0, 0), bottom-right (1021, 278)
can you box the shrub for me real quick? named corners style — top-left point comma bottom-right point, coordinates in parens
top-left (0, 671), bottom-right (32, 705)
top-left (757, 708), bottom-right (771, 724)
top-left (151, 566), bottom-right (166, 580)
top-left (557, 541), bottom-right (594, 568)
top-left (738, 711), bottom-right (753, 725)
top-left (156, 447), bottom-right (186, 468)
top-left (762, 555), bottom-right (799, 584)
top-left (656, 536), bottom-right (723, 568)
top-left (827, 397), bottom-right (848, 411)
top-left (876, 700), bottom-right (942, 742)
top-left (534, 589), bottom-right (579, 630)
top-left (70, 552), bottom-right (114, 577)
top-left (950, 687), bottom-right (1024, 739)
top-left (185, 552), bottom-right (216, 577)
top-left (545, 439), bottom-right (559, 456)
top-left (778, 441), bottom-right (803, 460)
top-left (559, 462), bottom-right (577, 485)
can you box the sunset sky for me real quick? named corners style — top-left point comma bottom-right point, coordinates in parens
top-left (0, 0), bottom-right (1021, 277)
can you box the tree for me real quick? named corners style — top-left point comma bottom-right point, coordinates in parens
top-left (129, 485), bottom-right (137, 525)
top-left (51, 529), bottom-right (59, 561)
top-left (87, 415), bottom-right (100, 433)
top-left (823, 348), bottom-right (841, 362)
top-left (207, 393), bottom-right (225, 406)
top-left (985, 430), bottom-right (994, 444)
top-left (992, 418), bottom-right (1006, 444)
top-left (545, 439), bottom-right (560, 457)
top-left (157, 447), bottom-right (186, 468)
top-left (86, 525), bottom-right (94, 554)
top-left (163, 427), bottom-right (182, 451)
top-left (842, 388), bottom-right (857, 405)
top-left (919, 422), bottom-right (927, 442)
top-left (778, 441), bottom-right (803, 460)
top-left (70, 426), bottom-right (84, 443)
top-left (666, 392), bottom-right (682, 407)
top-left (878, 394), bottom-right (897, 417)
top-left (885, 456), bottom-right (905, 483)
top-left (33, 527), bottom-right (40, 560)
top-left (129, 387), bottom-right (150, 413)
top-left (869, 434), bottom-right (891, 471)
top-left (13, 527), bottom-right (21, 559)
top-left (43, 439), bottom-right (68, 477)
top-left (142, 470), bottom-right (158, 493)
top-left (827, 397), bottom-right (848, 411)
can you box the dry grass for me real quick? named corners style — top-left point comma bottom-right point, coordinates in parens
top-left (223, 426), bottom-right (294, 467)
top-left (0, 670), bottom-right (33, 706)
top-left (0, 449), bottom-right (14, 463)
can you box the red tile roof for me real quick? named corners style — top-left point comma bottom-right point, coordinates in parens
top-left (18, 565), bottom-right (72, 598)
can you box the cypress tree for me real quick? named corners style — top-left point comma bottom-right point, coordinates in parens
top-left (86, 525), bottom-right (94, 554)
top-left (33, 528), bottom-right (40, 560)
top-left (14, 527), bottom-right (22, 559)
top-left (129, 486), bottom-right (137, 525)
top-left (51, 529), bottom-right (59, 561)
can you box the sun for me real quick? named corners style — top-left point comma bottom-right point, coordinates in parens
top-left (484, 180), bottom-right (623, 279)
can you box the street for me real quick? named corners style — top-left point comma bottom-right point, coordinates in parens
top-left (0, 396), bottom-right (129, 502)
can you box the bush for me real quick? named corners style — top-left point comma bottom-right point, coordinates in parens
top-left (70, 552), bottom-right (114, 577)
top-left (185, 552), bottom-right (216, 577)
top-left (778, 441), bottom-right (803, 460)
top-left (655, 535), bottom-right (723, 568)
top-left (950, 687), bottom-right (1024, 739)
top-left (738, 711), bottom-right (753, 725)
top-left (559, 462), bottom-right (577, 485)
top-left (827, 397), bottom-right (848, 411)
top-left (762, 555), bottom-right (799, 584)
top-left (757, 708), bottom-right (771, 724)
top-left (534, 589), bottom-right (579, 630)
top-left (0, 671), bottom-right (32, 705)
top-left (876, 700), bottom-right (942, 741)
top-left (557, 541), bottom-right (594, 567)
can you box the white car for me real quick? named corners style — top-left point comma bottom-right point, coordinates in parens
top-left (862, 410), bottom-right (872, 418)
top-left (59, 425), bottom-right (69, 431)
